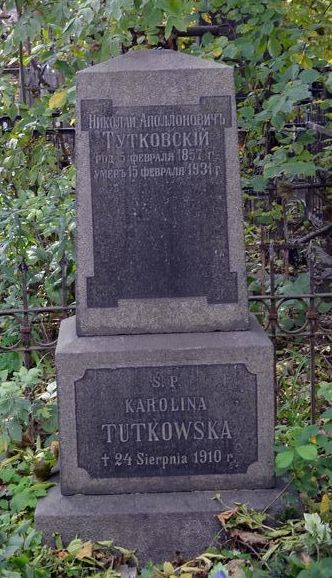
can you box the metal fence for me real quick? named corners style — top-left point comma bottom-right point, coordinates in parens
top-left (1, 45), bottom-right (331, 423)
top-left (0, 120), bottom-right (331, 424)
top-left (1, 236), bottom-right (331, 422)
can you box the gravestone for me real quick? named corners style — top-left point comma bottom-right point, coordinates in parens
top-left (36, 50), bottom-right (277, 563)
top-left (76, 50), bottom-right (249, 335)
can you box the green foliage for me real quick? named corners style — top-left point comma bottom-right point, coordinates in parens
top-left (0, 0), bottom-right (331, 332)
top-left (198, 0), bottom-right (332, 191)
top-left (0, 359), bottom-right (330, 578)
top-left (0, 366), bottom-right (58, 454)
top-left (0, 511), bottom-right (137, 577)
top-left (0, 513), bottom-right (45, 578)
top-left (0, 0), bottom-right (331, 188)
top-left (249, 267), bottom-right (332, 335)
top-left (0, 1), bottom-right (331, 577)
top-left (0, 132), bottom-right (75, 311)
top-left (1, 467), bottom-right (52, 513)
top-left (304, 513), bottom-right (332, 551)
top-left (297, 558), bottom-right (332, 577)
top-left (275, 407), bottom-right (332, 499)
top-left (318, 382), bottom-right (332, 404)
top-left (148, 504), bottom-right (332, 577)
top-left (275, 273), bottom-right (310, 331)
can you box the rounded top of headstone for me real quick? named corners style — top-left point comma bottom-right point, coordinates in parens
top-left (77, 48), bottom-right (230, 75)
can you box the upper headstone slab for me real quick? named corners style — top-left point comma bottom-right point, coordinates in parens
top-left (76, 49), bottom-right (249, 336)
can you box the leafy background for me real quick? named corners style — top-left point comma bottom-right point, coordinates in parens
top-left (0, 1), bottom-right (332, 577)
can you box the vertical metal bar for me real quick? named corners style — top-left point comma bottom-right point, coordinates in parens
top-left (282, 196), bottom-right (289, 277)
top-left (19, 261), bottom-right (31, 368)
top-left (269, 241), bottom-right (278, 421)
top-left (196, 0), bottom-right (208, 47)
top-left (260, 227), bottom-right (266, 293)
top-left (60, 256), bottom-right (68, 323)
top-left (18, 42), bottom-right (27, 104)
top-left (308, 242), bottom-right (317, 423)
top-left (15, 2), bottom-right (27, 105)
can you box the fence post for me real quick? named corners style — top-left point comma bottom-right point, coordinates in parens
top-left (269, 241), bottom-right (278, 421)
top-left (308, 242), bottom-right (318, 423)
top-left (19, 260), bottom-right (32, 368)
top-left (60, 256), bottom-right (68, 314)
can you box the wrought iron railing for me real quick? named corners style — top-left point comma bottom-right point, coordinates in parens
top-left (1, 239), bottom-right (331, 422)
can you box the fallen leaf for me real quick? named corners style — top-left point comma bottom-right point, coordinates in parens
top-left (262, 542), bottom-right (280, 561)
top-left (163, 562), bottom-right (175, 576)
top-left (300, 552), bottom-right (312, 566)
top-left (75, 541), bottom-right (93, 559)
top-left (50, 440), bottom-right (59, 460)
top-left (227, 559), bottom-right (246, 577)
top-left (56, 550), bottom-right (68, 560)
top-left (217, 508), bottom-right (239, 526)
top-left (320, 494), bottom-right (330, 515)
top-left (265, 528), bottom-right (292, 538)
top-left (230, 529), bottom-right (269, 545)
top-left (67, 538), bottom-right (84, 555)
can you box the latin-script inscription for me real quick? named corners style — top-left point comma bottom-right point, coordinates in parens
top-left (75, 364), bottom-right (257, 479)
top-left (81, 98), bottom-right (238, 308)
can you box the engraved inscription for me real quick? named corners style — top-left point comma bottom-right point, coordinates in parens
top-left (80, 98), bottom-right (238, 308)
top-left (75, 364), bottom-right (257, 479)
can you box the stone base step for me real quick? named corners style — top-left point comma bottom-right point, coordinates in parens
top-left (36, 482), bottom-right (287, 565)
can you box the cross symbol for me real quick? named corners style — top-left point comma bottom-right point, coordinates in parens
top-left (101, 453), bottom-right (110, 467)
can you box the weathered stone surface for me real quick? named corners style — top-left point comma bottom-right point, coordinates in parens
top-left (35, 482), bottom-right (287, 565)
top-left (76, 49), bottom-right (249, 335)
top-left (56, 315), bottom-right (274, 496)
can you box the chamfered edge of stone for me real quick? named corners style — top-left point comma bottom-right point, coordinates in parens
top-left (76, 49), bottom-right (231, 76)
top-left (75, 310), bottom-right (250, 337)
top-left (36, 480), bottom-right (288, 519)
top-left (60, 472), bottom-right (275, 497)
top-left (56, 314), bottom-right (273, 357)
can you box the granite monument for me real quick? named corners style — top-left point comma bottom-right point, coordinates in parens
top-left (36, 49), bottom-right (277, 563)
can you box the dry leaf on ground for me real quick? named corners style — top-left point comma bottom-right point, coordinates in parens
top-left (227, 559), bottom-right (246, 576)
top-left (55, 550), bottom-right (68, 560)
top-left (230, 529), bottom-right (269, 546)
top-left (163, 562), bottom-right (175, 576)
top-left (217, 508), bottom-right (239, 527)
top-left (75, 541), bottom-right (93, 560)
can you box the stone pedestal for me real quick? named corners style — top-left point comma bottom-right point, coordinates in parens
top-left (53, 315), bottom-right (274, 495)
top-left (36, 484), bottom-right (285, 565)
top-left (35, 50), bottom-right (277, 562)
top-left (36, 314), bottom-right (277, 560)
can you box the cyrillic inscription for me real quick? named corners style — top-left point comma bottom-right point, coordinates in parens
top-left (75, 364), bottom-right (257, 479)
top-left (80, 98), bottom-right (238, 308)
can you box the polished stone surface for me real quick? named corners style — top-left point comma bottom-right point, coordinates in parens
top-left (75, 363), bottom-right (257, 480)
